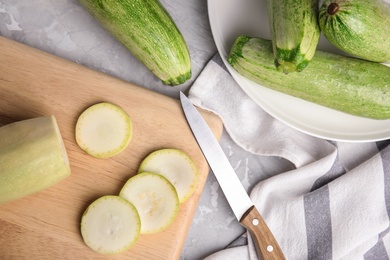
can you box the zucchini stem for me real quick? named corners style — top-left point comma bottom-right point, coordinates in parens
top-left (327, 3), bottom-right (339, 15)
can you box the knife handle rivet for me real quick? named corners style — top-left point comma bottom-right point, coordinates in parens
top-left (267, 245), bottom-right (274, 252)
top-left (252, 218), bottom-right (259, 226)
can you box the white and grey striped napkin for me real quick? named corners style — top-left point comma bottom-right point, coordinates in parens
top-left (188, 54), bottom-right (390, 260)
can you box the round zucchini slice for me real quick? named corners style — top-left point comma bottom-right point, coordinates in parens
top-left (80, 195), bottom-right (141, 255)
top-left (75, 102), bottom-right (132, 158)
top-left (138, 149), bottom-right (199, 203)
top-left (120, 172), bottom-right (179, 234)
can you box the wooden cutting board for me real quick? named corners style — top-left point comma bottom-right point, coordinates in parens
top-left (0, 36), bottom-right (223, 259)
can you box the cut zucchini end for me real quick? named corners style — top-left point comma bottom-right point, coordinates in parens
top-left (80, 195), bottom-right (141, 255)
top-left (119, 172), bottom-right (179, 234)
top-left (75, 102), bottom-right (132, 158)
top-left (50, 115), bottom-right (71, 175)
top-left (276, 60), bottom-right (300, 74)
top-left (0, 116), bottom-right (71, 204)
top-left (162, 70), bottom-right (192, 86)
top-left (138, 148), bottom-right (199, 203)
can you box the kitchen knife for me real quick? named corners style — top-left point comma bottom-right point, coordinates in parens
top-left (180, 92), bottom-right (285, 260)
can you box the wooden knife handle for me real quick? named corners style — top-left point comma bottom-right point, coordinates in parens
top-left (240, 206), bottom-right (285, 260)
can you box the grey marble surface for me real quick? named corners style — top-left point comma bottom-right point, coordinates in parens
top-left (0, 1), bottom-right (293, 259)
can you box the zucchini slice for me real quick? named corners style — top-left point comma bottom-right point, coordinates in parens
top-left (119, 172), bottom-right (179, 234)
top-left (138, 148), bottom-right (199, 203)
top-left (75, 102), bottom-right (132, 158)
top-left (80, 195), bottom-right (141, 255)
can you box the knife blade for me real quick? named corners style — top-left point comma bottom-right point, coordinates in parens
top-left (180, 92), bottom-right (285, 260)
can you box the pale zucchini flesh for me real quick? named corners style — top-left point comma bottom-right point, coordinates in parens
top-left (0, 116), bottom-right (70, 204)
top-left (75, 102), bottom-right (132, 158)
top-left (228, 36), bottom-right (390, 120)
top-left (80, 195), bottom-right (141, 255)
top-left (138, 148), bottom-right (199, 203)
top-left (78, 0), bottom-right (191, 85)
top-left (119, 172), bottom-right (179, 234)
top-left (319, 0), bottom-right (390, 63)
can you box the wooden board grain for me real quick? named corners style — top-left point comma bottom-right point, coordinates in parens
top-left (0, 36), bottom-right (223, 259)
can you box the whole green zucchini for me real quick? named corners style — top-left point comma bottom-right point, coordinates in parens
top-left (228, 36), bottom-right (390, 120)
top-left (267, 0), bottom-right (320, 73)
top-left (319, 0), bottom-right (390, 63)
top-left (79, 0), bottom-right (191, 85)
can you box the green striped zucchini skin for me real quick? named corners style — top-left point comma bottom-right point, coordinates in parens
top-left (319, 0), bottom-right (390, 63)
top-left (228, 36), bottom-right (390, 120)
top-left (79, 0), bottom-right (191, 86)
top-left (267, 0), bottom-right (320, 74)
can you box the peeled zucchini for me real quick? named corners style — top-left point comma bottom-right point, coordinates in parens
top-left (319, 0), bottom-right (390, 63)
top-left (228, 36), bottom-right (390, 120)
top-left (267, 0), bottom-right (320, 73)
top-left (0, 116), bottom-right (70, 204)
top-left (79, 0), bottom-right (191, 85)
